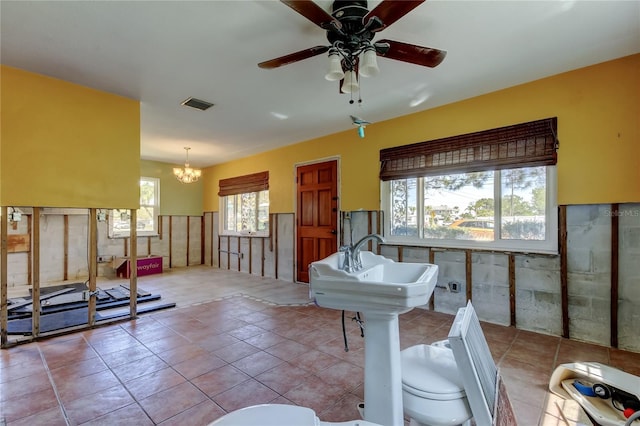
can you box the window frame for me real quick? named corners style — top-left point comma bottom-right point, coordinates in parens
top-left (220, 189), bottom-right (270, 237)
top-left (108, 177), bottom-right (160, 239)
top-left (218, 171), bottom-right (270, 237)
top-left (380, 166), bottom-right (558, 254)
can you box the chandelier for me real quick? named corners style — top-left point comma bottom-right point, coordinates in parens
top-left (173, 147), bottom-right (202, 184)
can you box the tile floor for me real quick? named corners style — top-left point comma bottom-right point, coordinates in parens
top-left (2, 266), bottom-right (639, 425)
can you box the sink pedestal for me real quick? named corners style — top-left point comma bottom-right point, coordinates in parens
top-left (363, 311), bottom-right (405, 426)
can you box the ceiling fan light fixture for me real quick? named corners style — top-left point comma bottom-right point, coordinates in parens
top-left (325, 50), bottom-right (345, 81)
top-left (359, 46), bottom-right (379, 78)
top-left (341, 70), bottom-right (359, 93)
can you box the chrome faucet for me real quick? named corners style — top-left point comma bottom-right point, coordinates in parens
top-left (340, 234), bottom-right (385, 272)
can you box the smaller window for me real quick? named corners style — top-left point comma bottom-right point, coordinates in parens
top-left (109, 177), bottom-right (159, 238)
top-left (219, 171), bottom-right (269, 236)
top-left (222, 190), bottom-right (269, 235)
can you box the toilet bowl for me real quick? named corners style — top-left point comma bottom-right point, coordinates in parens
top-left (208, 403), bottom-right (382, 426)
top-left (401, 344), bottom-right (473, 426)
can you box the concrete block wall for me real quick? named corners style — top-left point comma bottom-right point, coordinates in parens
top-left (566, 205), bottom-right (613, 345)
top-left (472, 253), bottom-right (512, 326)
top-left (514, 255), bottom-right (562, 336)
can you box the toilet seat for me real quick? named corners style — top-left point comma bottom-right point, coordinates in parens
top-left (209, 404), bottom-right (317, 426)
top-left (209, 403), bottom-right (383, 426)
top-left (401, 344), bottom-right (466, 401)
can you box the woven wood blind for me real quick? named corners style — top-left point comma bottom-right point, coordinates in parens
top-left (218, 171), bottom-right (269, 196)
top-left (380, 117), bottom-right (558, 181)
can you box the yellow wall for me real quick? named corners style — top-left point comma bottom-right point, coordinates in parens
top-left (141, 160), bottom-right (203, 216)
top-left (1, 66), bottom-right (140, 208)
top-left (204, 54), bottom-right (640, 212)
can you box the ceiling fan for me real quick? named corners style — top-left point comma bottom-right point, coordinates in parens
top-left (258, 0), bottom-right (446, 93)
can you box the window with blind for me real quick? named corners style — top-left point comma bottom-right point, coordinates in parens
top-left (219, 171), bottom-right (269, 236)
top-left (380, 118), bottom-right (559, 254)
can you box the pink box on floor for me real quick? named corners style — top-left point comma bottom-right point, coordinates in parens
top-left (115, 255), bottom-right (163, 278)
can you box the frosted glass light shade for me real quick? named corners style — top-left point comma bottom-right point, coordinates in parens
top-left (341, 70), bottom-right (359, 93)
top-left (359, 47), bottom-right (379, 77)
top-left (325, 52), bottom-right (345, 81)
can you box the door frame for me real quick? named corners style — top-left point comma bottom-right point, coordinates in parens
top-left (293, 156), bottom-right (341, 283)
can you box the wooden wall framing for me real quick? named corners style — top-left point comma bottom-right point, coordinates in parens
top-left (1, 208), bottom-right (140, 349)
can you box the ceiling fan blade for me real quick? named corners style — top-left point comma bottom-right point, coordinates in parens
top-left (364, 0), bottom-right (425, 31)
top-left (258, 46), bottom-right (329, 69)
top-left (281, 0), bottom-right (342, 30)
top-left (377, 39), bottom-right (446, 68)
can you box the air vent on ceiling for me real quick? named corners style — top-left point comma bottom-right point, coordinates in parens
top-left (181, 97), bottom-right (214, 111)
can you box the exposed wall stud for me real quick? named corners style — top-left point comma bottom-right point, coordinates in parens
top-left (274, 214), bottom-right (279, 279)
top-left (32, 208), bottom-right (41, 336)
top-left (428, 249), bottom-right (435, 310)
top-left (509, 254), bottom-right (516, 327)
top-left (559, 205), bottom-right (569, 339)
top-left (261, 237), bottom-right (265, 276)
top-left (201, 216), bottom-right (205, 265)
top-left (88, 208), bottom-right (98, 327)
top-left (1, 206), bottom-right (8, 347)
top-left (237, 237), bottom-right (241, 272)
top-left (217, 235), bottom-right (221, 268)
top-left (129, 209), bottom-right (138, 319)
top-left (27, 214), bottom-right (33, 285)
top-left (610, 203), bottom-right (619, 348)
top-left (209, 212), bottom-right (220, 266)
top-left (63, 215), bottom-right (69, 280)
top-left (249, 237), bottom-right (253, 275)
top-left (465, 249), bottom-right (472, 302)
top-left (186, 216), bottom-right (191, 266)
top-left (168, 216), bottom-right (173, 268)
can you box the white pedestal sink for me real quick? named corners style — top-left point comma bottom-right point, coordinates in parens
top-left (309, 251), bottom-right (438, 426)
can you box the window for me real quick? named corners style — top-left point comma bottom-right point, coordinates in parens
top-left (380, 118), bottom-right (558, 254)
top-left (219, 171), bottom-right (269, 236)
top-left (109, 177), bottom-right (159, 238)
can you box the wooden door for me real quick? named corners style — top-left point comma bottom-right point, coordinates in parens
top-left (296, 160), bottom-right (338, 283)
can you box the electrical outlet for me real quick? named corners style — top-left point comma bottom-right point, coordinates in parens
top-left (97, 255), bottom-right (113, 263)
top-left (448, 281), bottom-right (461, 293)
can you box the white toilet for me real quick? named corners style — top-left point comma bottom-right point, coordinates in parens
top-left (209, 404), bottom-right (382, 426)
top-left (401, 344), bottom-right (473, 426)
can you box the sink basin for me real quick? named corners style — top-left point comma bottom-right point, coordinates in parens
top-left (309, 251), bottom-right (438, 314)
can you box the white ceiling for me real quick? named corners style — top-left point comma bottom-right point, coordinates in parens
top-left (2, 1), bottom-right (639, 168)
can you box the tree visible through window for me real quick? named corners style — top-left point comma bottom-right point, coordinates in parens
top-left (387, 166), bottom-right (549, 244)
top-left (223, 190), bottom-right (269, 234)
top-left (109, 177), bottom-right (159, 238)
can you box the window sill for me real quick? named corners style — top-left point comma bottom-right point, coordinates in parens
top-left (220, 232), bottom-right (270, 238)
top-left (109, 232), bottom-right (160, 239)
top-left (380, 240), bottom-right (559, 257)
